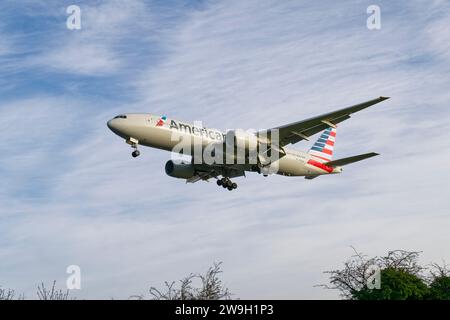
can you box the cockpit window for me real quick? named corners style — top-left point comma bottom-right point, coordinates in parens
top-left (114, 115), bottom-right (127, 119)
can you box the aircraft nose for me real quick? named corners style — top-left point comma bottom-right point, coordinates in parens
top-left (107, 119), bottom-right (115, 130)
top-left (107, 116), bottom-right (130, 138)
top-left (107, 118), bottom-right (122, 134)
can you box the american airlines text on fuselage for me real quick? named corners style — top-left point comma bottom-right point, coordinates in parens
top-left (168, 119), bottom-right (226, 141)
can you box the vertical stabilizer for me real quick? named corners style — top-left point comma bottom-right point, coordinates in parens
top-left (308, 127), bottom-right (336, 162)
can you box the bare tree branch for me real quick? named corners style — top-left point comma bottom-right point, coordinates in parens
top-left (0, 287), bottom-right (18, 300)
top-left (141, 262), bottom-right (232, 300)
top-left (37, 280), bottom-right (72, 300)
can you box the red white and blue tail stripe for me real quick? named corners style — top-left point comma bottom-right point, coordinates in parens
top-left (308, 127), bottom-right (336, 162)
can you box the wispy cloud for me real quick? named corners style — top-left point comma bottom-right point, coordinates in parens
top-left (0, 0), bottom-right (449, 299)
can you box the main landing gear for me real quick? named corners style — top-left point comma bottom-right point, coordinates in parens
top-left (216, 177), bottom-right (238, 191)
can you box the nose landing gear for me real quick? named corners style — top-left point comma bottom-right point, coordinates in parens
top-left (126, 137), bottom-right (140, 158)
top-left (132, 149), bottom-right (140, 158)
top-left (216, 177), bottom-right (238, 191)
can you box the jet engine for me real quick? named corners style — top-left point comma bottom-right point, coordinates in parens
top-left (165, 160), bottom-right (195, 179)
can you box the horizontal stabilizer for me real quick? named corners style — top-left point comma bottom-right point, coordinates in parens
top-left (324, 152), bottom-right (379, 167)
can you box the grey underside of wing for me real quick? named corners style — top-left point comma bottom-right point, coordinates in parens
top-left (186, 164), bottom-right (246, 183)
top-left (186, 170), bottom-right (216, 183)
top-left (269, 97), bottom-right (389, 146)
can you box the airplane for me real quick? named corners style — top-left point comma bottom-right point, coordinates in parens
top-left (107, 96), bottom-right (389, 191)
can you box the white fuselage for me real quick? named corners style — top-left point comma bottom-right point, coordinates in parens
top-left (107, 113), bottom-right (342, 177)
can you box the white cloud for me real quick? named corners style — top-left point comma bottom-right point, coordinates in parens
top-left (41, 42), bottom-right (122, 75)
top-left (26, 0), bottom-right (156, 76)
top-left (1, 0), bottom-right (450, 299)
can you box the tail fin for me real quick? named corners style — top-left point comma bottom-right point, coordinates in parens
top-left (308, 127), bottom-right (336, 162)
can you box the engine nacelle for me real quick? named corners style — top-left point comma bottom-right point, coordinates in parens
top-left (165, 160), bottom-right (195, 179)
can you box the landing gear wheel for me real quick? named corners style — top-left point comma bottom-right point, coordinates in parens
top-left (217, 177), bottom-right (237, 191)
top-left (220, 178), bottom-right (227, 188)
top-left (132, 150), bottom-right (140, 158)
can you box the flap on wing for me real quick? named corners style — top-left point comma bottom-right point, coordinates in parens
top-left (324, 152), bottom-right (379, 167)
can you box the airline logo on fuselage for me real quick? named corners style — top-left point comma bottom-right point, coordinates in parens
top-left (156, 115), bottom-right (167, 127)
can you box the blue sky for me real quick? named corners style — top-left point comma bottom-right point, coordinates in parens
top-left (0, 0), bottom-right (449, 299)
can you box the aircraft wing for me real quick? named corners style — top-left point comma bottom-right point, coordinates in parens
top-left (186, 170), bottom-right (217, 183)
top-left (186, 165), bottom-right (245, 183)
top-left (268, 97), bottom-right (389, 147)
